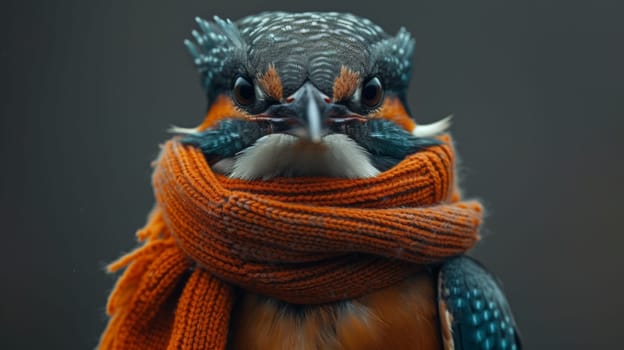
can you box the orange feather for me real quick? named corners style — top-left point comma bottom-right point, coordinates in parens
top-left (230, 272), bottom-right (442, 350)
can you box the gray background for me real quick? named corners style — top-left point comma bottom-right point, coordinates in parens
top-left (1, 0), bottom-right (622, 349)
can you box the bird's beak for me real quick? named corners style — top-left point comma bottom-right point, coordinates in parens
top-left (302, 84), bottom-right (325, 142)
top-left (259, 82), bottom-right (352, 143)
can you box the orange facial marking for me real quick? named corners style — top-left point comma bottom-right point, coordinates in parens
top-left (370, 97), bottom-right (416, 132)
top-left (333, 66), bottom-right (361, 101)
top-left (257, 64), bottom-right (283, 101)
top-left (197, 95), bottom-right (247, 131)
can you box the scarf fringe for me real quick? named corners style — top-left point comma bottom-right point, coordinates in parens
top-left (101, 209), bottom-right (238, 349)
top-left (101, 210), bottom-right (187, 349)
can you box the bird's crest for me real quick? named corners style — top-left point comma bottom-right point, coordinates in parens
top-left (372, 27), bottom-right (416, 92)
top-left (184, 16), bottom-right (245, 102)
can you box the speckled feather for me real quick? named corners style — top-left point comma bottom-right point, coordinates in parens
top-left (186, 12), bottom-right (415, 101)
top-left (439, 257), bottom-right (522, 350)
top-left (184, 16), bottom-right (245, 104)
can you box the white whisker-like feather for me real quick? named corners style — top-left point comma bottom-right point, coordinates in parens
top-left (168, 125), bottom-right (199, 135)
top-left (411, 115), bottom-right (453, 137)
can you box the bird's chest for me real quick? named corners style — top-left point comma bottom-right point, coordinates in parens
top-left (229, 272), bottom-right (442, 350)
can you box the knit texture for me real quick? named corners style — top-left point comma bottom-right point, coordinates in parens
top-left (99, 134), bottom-right (482, 350)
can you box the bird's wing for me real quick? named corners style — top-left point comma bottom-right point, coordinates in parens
top-left (438, 256), bottom-right (522, 350)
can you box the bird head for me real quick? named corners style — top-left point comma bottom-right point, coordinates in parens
top-left (177, 12), bottom-right (451, 179)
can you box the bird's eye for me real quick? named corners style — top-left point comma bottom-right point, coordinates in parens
top-left (233, 77), bottom-right (255, 106)
top-left (361, 77), bottom-right (384, 108)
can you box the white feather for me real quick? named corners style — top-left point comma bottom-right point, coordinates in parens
top-left (168, 125), bottom-right (198, 135)
top-left (213, 134), bottom-right (380, 180)
top-left (411, 115), bottom-right (453, 137)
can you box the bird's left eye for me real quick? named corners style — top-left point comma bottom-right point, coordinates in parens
top-left (233, 77), bottom-right (256, 106)
top-left (361, 77), bottom-right (384, 108)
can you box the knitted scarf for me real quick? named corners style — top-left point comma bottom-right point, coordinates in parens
top-left (98, 134), bottom-right (482, 350)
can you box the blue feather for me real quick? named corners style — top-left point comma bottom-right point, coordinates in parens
top-left (337, 119), bottom-right (441, 170)
top-left (439, 257), bottom-right (522, 350)
top-left (179, 119), bottom-right (269, 161)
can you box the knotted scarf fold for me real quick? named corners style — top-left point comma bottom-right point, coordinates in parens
top-left (99, 135), bottom-right (482, 350)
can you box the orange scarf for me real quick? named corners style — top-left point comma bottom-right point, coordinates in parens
top-left (99, 135), bottom-right (482, 350)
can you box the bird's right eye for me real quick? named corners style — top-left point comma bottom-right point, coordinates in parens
top-left (233, 77), bottom-right (256, 106)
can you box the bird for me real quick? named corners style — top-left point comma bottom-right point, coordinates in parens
top-left (175, 12), bottom-right (522, 350)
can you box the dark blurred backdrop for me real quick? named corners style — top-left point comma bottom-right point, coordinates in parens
top-left (1, 1), bottom-right (622, 349)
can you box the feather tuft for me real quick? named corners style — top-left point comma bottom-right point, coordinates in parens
top-left (412, 115), bottom-right (453, 137)
top-left (168, 125), bottom-right (199, 135)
